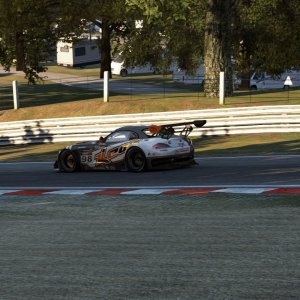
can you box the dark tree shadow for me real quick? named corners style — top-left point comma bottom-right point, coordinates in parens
top-left (23, 122), bottom-right (53, 144)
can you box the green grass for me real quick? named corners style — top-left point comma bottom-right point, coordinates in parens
top-left (0, 142), bottom-right (63, 161)
top-left (1, 71), bottom-right (300, 122)
top-left (193, 133), bottom-right (300, 156)
top-left (47, 64), bottom-right (101, 77)
top-left (0, 74), bottom-right (29, 85)
top-left (226, 88), bottom-right (299, 105)
top-left (0, 82), bottom-right (101, 111)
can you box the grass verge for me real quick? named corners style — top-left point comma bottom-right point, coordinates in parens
top-left (1, 71), bottom-right (300, 122)
top-left (1, 133), bottom-right (299, 162)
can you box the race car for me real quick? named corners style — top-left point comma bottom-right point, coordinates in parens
top-left (54, 120), bottom-right (206, 172)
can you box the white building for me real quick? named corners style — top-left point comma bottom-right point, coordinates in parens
top-left (57, 39), bottom-right (100, 67)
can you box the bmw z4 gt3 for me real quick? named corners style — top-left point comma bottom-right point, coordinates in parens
top-left (54, 120), bottom-right (206, 172)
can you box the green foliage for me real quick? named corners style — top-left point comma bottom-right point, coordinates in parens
top-left (0, 0), bottom-right (59, 82)
top-left (1, 0), bottom-right (300, 94)
top-left (236, 0), bottom-right (300, 75)
top-left (123, 0), bottom-right (205, 74)
top-left (0, 0), bottom-right (92, 83)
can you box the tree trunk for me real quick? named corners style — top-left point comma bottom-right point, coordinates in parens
top-left (239, 45), bottom-right (251, 89)
top-left (15, 31), bottom-right (25, 71)
top-left (204, 0), bottom-right (233, 98)
top-left (100, 19), bottom-right (112, 79)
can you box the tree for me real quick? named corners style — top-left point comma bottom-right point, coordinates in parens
top-left (0, 0), bottom-right (57, 83)
top-left (234, 0), bottom-right (300, 89)
top-left (125, 0), bottom-right (300, 96)
top-left (125, 0), bottom-right (235, 97)
top-left (0, 0), bottom-right (89, 83)
top-left (2, 0), bottom-right (300, 95)
top-left (82, 0), bottom-right (135, 78)
top-left (124, 0), bottom-right (206, 74)
top-left (203, 0), bottom-right (234, 97)
top-left (125, 0), bottom-right (236, 97)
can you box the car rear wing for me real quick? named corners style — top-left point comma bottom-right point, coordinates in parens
top-left (148, 120), bottom-right (206, 138)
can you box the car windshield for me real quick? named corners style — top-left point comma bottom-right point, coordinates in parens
top-left (142, 128), bottom-right (156, 138)
top-left (105, 130), bottom-right (138, 143)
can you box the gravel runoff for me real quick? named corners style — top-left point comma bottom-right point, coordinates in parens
top-left (0, 194), bottom-right (299, 300)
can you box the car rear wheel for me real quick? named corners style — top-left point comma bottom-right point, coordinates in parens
top-left (126, 147), bottom-right (147, 172)
top-left (58, 149), bottom-right (80, 172)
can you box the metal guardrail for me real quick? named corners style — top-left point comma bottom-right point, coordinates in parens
top-left (1, 105), bottom-right (300, 145)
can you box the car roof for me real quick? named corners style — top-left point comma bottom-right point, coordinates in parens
top-left (116, 125), bottom-right (148, 131)
top-left (112, 125), bottom-right (149, 137)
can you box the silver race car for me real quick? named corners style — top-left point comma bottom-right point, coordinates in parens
top-left (54, 120), bottom-right (206, 172)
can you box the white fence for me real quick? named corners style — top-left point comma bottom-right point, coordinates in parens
top-left (1, 105), bottom-right (300, 145)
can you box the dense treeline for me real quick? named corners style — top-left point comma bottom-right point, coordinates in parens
top-left (0, 0), bottom-right (299, 97)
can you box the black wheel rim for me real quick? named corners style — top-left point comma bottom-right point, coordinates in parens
top-left (133, 152), bottom-right (144, 168)
top-left (65, 154), bottom-right (76, 170)
top-left (128, 150), bottom-right (145, 171)
top-left (59, 152), bottom-right (77, 172)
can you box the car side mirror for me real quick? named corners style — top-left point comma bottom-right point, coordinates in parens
top-left (99, 136), bottom-right (105, 143)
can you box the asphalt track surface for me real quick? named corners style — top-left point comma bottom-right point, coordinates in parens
top-left (1, 155), bottom-right (300, 299)
top-left (1, 155), bottom-right (300, 188)
top-left (1, 68), bottom-right (185, 95)
top-left (66, 78), bottom-right (186, 95)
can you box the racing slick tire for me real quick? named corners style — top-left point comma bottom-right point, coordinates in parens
top-left (57, 149), bottom-right (80, 173)
top-left (125, 147), bottom-right (147, 172)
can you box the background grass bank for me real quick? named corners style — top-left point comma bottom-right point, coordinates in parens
top-left (1, 69), bottom-right (300, 122)
top-left (1, 133), bottom-right (299, 162)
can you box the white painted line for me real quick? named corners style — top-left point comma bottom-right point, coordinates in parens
top-left (1, 154), bottom-right (299, 165)
top-left (2, 185), bottom-right (300, 190)
top-left (0, 190), bottom-right (20, 195)
top-left (0, 162), bottom-right (52, 165)
top-left (44, 189), bottom-right (102, 195)
top-left (30, 202), bottom-right (56, 206)
top-left (122, 189), bottom-right (173, 195)
top-left (212, 188), bottom-right (275, 194)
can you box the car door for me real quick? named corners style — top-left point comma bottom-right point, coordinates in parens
top-left (97, 130), bottom-right (139, 163)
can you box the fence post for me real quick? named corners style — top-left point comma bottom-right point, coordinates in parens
top-left (219, 72), bottom-right (225, 105)
top-left (103, 71), bottom-right (109, 103)
top-left (12, 80), bottom-right (20, 109)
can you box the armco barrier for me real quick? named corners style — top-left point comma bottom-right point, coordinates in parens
top-left (1, 105), bottom-right (300, 145)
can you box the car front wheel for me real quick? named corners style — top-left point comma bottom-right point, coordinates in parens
top-left (58, 149), bottom-right (80, 172)
top-left (126, 147), bottom-right (147, 172)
